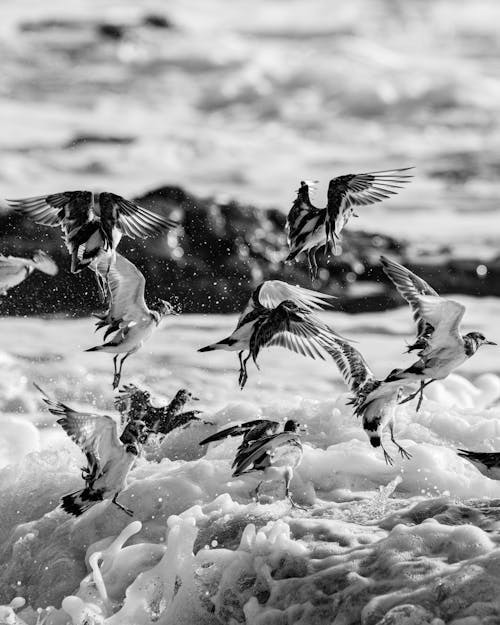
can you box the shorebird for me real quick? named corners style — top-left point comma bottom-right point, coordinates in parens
top-left (87, 252), bottom-right (177, 389)
top-left (115, 384), bottom-right (205, 435)
top-left (457, 449), bottom-right (500, 480)
top-left (326, 338), bottom-right (415, 465)
top-left (36, 384), bottom-right (147, 517)
top-left (231, 420), bottom-right (304, 507)
top-left (285, 169), bottom-right (413, 278)
top-left (200, 418), bottom-right (283, 448)
top-left (6, 191), bottom-right (177, 275)
top-left (198, 280), bottom-right (344, 388)
top-left (0, 250), bottom-right (58, 295)
top-left (381, 256), bottom-right (496, 410)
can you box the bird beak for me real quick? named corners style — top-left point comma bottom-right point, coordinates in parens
top-left (192, 396), bottom-right (200, 401)
top-left (299, 424), bottom-right (308, 433)
top-left (485, 340), bottom-right (497, 346)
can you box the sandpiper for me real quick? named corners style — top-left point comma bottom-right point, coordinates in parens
top-left (0, 250), bottom-right (58, 295)
top-left (381, 256), bottom-right (496, 410)
top-left (36, 384), bottom-right (147, 517)
top-left (86, 252), bottom-right (177, 389)
top-left (457, 449), bottom-right (500, 480)
top-left (285, 168), bottom-right (413, 277)
top-left (198, 280), bottom-right (344, 388)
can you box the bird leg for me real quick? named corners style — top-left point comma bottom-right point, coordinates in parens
top-left (94, 272), bottom-right (107, 304)
top-left (250, 481), bottom-right (263, 501)
top-left (113, 353), bottom-right (131, 390)
top-left (382, 443), bottom-right (394, 466)
top-left (307, 249), bottom-right (318, 281)
top-left (112, 493), bottom-right (134, 517)
top-left (399, 380), bottom-right (435, 411)
top-left (284, 469), bottom-right (306, 510)
top-left (238, 352), bottom-right (251, 389)
top-left (389, 423), bottom-right (412, 460)
top-left (112, 355), bottom-right (120, 389)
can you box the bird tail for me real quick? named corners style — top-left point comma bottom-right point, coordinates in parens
top-left (363, 414), bottom-right (381, 448)
top-left (198, 337), bottom-right (236, 352)
top-left (60, 488), bottom-right (103, 517)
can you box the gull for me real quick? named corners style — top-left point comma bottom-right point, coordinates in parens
top-left (35, 384), bottom-right (147, 517)
top-left (381, 256), bottom-right (496, 410)
top-left (200, 418), bottom-right (298, 448)
top-left (326, 338), bottom-right (416, 465)
top-left (86, 252), bottom-right (177, 389)
top-left (115, 384), bottom-right (205, 435)
top-left (198, 280), bottom-right (344, 388)
top-left (5, 191), bottom-right (177, 277)
top-left (285, 169), bottom-right (413, 278)
top-left (0, 250), bottom-right (58, 295)
top-left (457, 449), bottom-right (500, 480)
top-left (231, 420), bottom-right (304, 507)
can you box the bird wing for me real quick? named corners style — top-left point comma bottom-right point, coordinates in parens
top-left (324, 339), bottom-right (375, 395)
top-left (98, 192), bottom-right (178, 243)
top-left (0, 255), bottom-right (28, 291)
top-left (6, 191), bottom-right (92, 228)
top-left (325, 168), bottom-right (413, 247)
top-left (380, 256), bottom-right (439, 340)
top-left (457, 449), bottom-right (500, 469)
top-left (199, 419), bottom-right (279, 446)
top-left (31, 250), bottom-right (59, 276)
top-left (417, 295), bottom-right (466, 353)
top-left (286, 180), bottom-right (322, 238)
top-left (36, 385), bottom-right (121, 475)
top-left (105, 253), bottom-right (149, 324)
top-left (233, 432), bottom-right (300, 475)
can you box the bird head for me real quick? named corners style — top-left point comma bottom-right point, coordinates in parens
top-left (175, 388), bottom-right (200, 403)
top-left (115, 384), bottom-right (150, 415)
top-left (156, 299), bottom-right (178, 320)
top-left (283, 419), bottom-right (306, 433)
top-left (277, 300), bottom-right (309, 318)
top-left (464, 332), bottom-right (497, 350)
top-left (296, 180), bottom-right (318, 203)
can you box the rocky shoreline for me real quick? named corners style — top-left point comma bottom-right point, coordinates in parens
top-left (1, 184), bottom-right (498, 316)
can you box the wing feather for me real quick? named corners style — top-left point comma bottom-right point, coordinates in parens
top-left (232, 432), bottom-right (300, 475)
top-left (323, 339), bottom-right (375, 395)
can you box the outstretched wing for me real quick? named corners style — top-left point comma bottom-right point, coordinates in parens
top-left (325, 168), bottom-right (413, 249)
top-left (232, 431), bottom-right (300, 476)
top-left (381, 255), bottom-right (465, 353)
top-left (98, 192), bottom-right (178, 246)
top-left (35, 384), bottom-right (121, 475)
top-left (324, 339), bottom-right (375, 395)
top-left (6, 191), bottom-right (92, 228)
top-left (199, 419), bottom-right (279, 446)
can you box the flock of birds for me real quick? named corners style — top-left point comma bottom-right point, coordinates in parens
top-left (0, 167), bottom-right (498, 515)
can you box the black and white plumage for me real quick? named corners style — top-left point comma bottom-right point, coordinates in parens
top-left (86, 252), bottom-right (177, 389)
top-left (231, 420), bottom-right (304, 507)
top-left (6, 191), bottom-right (177, 275)
top-left (36, 384), bottom-right (146, 517)
top-left (381, 256), bottom-right (496, 411)
top-left (326, 339), bottom-right (415, 465)
top-left (285, 169), bottom-right (413, 278)
top-left (200, 418), bottom-right (288, 448)
top-left (0, 250), bottom-right (58, 295)
top-left (457, 449), bottom-right (500, 481)
top-left (198, 280), bottom-right (344, 389)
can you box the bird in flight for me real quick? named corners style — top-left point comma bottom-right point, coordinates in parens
top-left (87, 252), bottom-right (177, 389)
top-left (231, 419), bottom-right (304, 507)
top-left (326, 338), bottom-right (415, 465)
top-left (457, 449), bottom-right (500, 481)
top-left (36, 384), bottom-right (147, 517)
top-left (0, 250), bottom-right (58, 295)
top-left (381, 256), bottom-right (496, 410)
top-left (6, 191), bottom-right (177, 276)
top-left (285, 169), bottom-right (413, 278)
top-left (198, 280), bottom-right (344, 388)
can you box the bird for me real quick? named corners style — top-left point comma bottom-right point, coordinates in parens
top-left (86, 252), bottom-right (177, 389)
top-left (457, 449), bottom-right (500, 480)
top-left (115, 384), bottom-right (205, 436)
top-left (231, 420), bottom-right (304, 507)
top-left (200, 418), bottom-right (295, 448)
top-left (326, 338), bottom-right (415, 465)
top-left (35, 384), bottom-right (147, 517)
top-left (5, 191), bottom-right (177, 275)
top-left (0, 250), bottom-right (58, 295)
top-left (198, 280), bottom-right (345, 389)
top-left (381, 256), bottom-right (496, 411)
top-left (285, 169), bottom-right (413, 278)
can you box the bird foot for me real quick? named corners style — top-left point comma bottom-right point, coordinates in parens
top-left (112, 497), bottom-right (134, 517)
top-left (238, 369), bottom-right (248, 390)
top-left (397, 446), bottom-right (412, 461)
top-left (112, 373), bottom-right (121, 390)
top-left (288, 495), bottom-right (307, 511)
top-left (383, 450), bottom-right (394, 466)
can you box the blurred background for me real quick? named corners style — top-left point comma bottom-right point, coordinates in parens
top-left (1, 0), bottom-right (500, 315)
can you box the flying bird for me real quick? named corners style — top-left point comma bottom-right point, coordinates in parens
top-left (36, 384), bottom-right (147, 517)
top-left (198, 280), bottom-right (344, 388)
top-left (285, 169), bottom-right (413, 278)
top-left (87, 252), bottom-right (177, 389)
top-left (457, 449), bottom-right (500, 480)
top-left (6, 191), bottom-right (177, 275)
top-left (0, 250), bottom-right (58, 295)
top-left (232, 420), bottom-right (304, 507)
top-left (326, 338), bottom-right (415, 465)
top-left (115, 384), bottom-right (205, 436)
top-left (381, 256), bottom-right (496, 410)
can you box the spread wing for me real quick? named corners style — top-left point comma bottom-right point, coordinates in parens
top-left (325, 168), bottom-right (413, 249)
top-left (286, 180), bottom-right (322, 238)
top-left (232, 432), bottom-right (301, 476)
top-left (324, 339), bottom-right (375, 395)
top-left (6, 191), bottom-right (93, 227)
top-left (36, 384), bottom-right (121, 475)
top-left (199, 419), bottom-right (279, 446)
top-left (0, 255), bottom-right (29, 292)
top-left (98, 192), bottom-right (178, 246)
top-left (31, 250), bottom-right (59, 275)
top-left (381, 256), bottom-right (465, 353)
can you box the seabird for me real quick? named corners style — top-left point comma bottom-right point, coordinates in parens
top-left (285, 168), bottom-right (413, 278)
top-left (381, 256), bottom-right (496, 410)
top-left (0, 250), bottom-right (58, 295)
top-left (457, 449), bottom-right (500, 480)
top-left (86, 252), bottom-right (177, 389)
top-left (198, 280), bottom-right (344, 388)
top-left (200, 418), bottom-right (296, 448)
